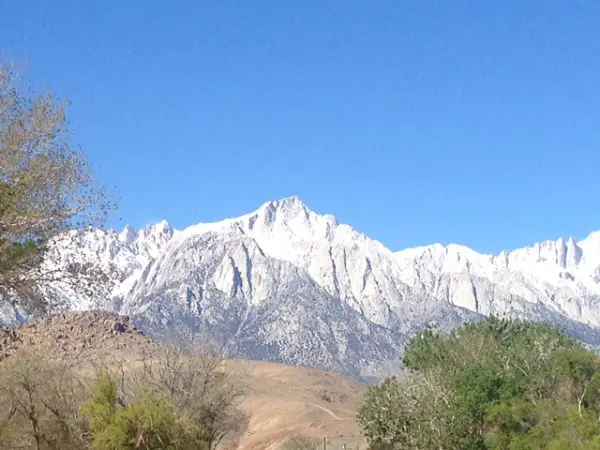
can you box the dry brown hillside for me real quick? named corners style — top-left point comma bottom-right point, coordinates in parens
top-left (0, 311), bottom-right (367, 449)
top-left (0, 311), bottom-right (154, 364)
top-left (225, 359), bottom-right (366, 449)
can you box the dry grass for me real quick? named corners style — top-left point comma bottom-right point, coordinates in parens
top-left (223, 360), bottom-right (366, 450)
top-left (1, 311), bottom-right (367, 450)
top-left (91, 356), bottom-right (367, 449)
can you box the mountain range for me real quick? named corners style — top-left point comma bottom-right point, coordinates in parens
top-left (2, 196), bottom-right (600, 381)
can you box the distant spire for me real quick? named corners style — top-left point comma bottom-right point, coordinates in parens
top-left (118, 225), bottom-right (136, 245)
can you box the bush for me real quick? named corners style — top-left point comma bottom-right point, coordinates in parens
top-left (278, 436), bottom-right (322, 450)
top-left (126, 343), bottom-right (248, 448)
top-left (0, 342), bottom-right (247, 450)
top-left (81, 374), bottom-right (209, 450)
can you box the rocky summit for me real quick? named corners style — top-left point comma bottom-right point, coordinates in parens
top-left (2, 197), bottom-right (600, 380)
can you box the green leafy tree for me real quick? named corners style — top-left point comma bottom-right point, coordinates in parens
top-left (359, 317), bottom-right (600, 449)
top-left (358, 373), bottom-right (450, 449)
top-left (487, 402), bottom-right (600, 450)
top-left (81, 374), bottom-right (209, 450)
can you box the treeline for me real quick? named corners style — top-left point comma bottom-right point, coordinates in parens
top-left (0, 345), bottom-right (247, 450)
top-left (358, 317), bottom-right (600, 449)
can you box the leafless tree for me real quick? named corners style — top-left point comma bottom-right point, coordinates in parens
top-left (130, 341), bottom-right (248, 449)
top-left (0, 350), bottom-right (89, 450)
top-left (83, 333), bottom-right (248, 449)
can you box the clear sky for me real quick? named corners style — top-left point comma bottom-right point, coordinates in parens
top-left (2, 1), bottom-right (599, 254)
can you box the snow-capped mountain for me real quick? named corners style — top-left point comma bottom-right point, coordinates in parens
top-left (2, 196), bottom-right (600, 380)
top-left (394, 234), bottom-right (600, 327)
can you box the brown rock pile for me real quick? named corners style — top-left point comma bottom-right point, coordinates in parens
top-left (0, 310), bottom-right (154, 362)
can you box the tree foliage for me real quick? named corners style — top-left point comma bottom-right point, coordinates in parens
top-left (126, 342), bottom-right (248, 449)
top-left (0, 344), bottom-right (247, 450)
top-left (81, 375), bottom-right (209, 450)
top-left (0, 59), bottom-right (114, 312)
top-left (359, 317), bottom-right (600, 449)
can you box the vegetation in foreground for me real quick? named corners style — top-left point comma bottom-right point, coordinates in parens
top-left (359, 316), bottom-right (600, 449)
top-left (0, 58), bottom-right (115, 316)
top-left (279, 436), bottom-right (323, 450)
top-left (0, 344), bottom-right (247, 450)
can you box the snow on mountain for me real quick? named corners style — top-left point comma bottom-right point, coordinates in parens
top-left (394, 232), bottom-right (600, 328)
top-left (2, 197), bottom-right (600, 380)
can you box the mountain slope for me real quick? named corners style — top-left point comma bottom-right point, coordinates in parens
top-left (394, 234), bottom-right (600, 326)
top-left (2, 197), bottom-right (600, 379)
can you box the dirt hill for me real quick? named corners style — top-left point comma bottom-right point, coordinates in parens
top-left (0, 311), bottom-right (367, 449)
top-left (0, 310), bottom-right (153, 362)
top-left (225, 359), bottom-right (366, 449)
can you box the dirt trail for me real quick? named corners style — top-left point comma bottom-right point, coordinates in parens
top-left (307, 403), bottom-right (351, 421)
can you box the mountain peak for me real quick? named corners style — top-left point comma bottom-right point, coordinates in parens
top-left (6, 197), bottom-right (600, 382)
top-left (262, 195), bottom-right (307, 211)
top-left (118, 225), bottom-right (137, 245)
top-left (255, 196), bottom-right (312, 226)
top-left (140, 220), bottom-right (172, 235)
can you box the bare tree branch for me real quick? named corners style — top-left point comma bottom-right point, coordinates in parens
top-left (0, 59), bottom-right (116, 314)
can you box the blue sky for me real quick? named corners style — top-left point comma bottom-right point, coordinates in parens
top-left (2, 1), bottom-right (599, 254)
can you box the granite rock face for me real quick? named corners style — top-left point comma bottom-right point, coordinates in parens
top-left (2, 197), bottom-right (600, 380)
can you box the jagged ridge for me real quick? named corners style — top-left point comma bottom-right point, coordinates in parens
top-left (2, 196), bottom-right (600, 380)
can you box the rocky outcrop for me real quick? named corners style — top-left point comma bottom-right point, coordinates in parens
top-left (0, 310), bottom-right (152, 362)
